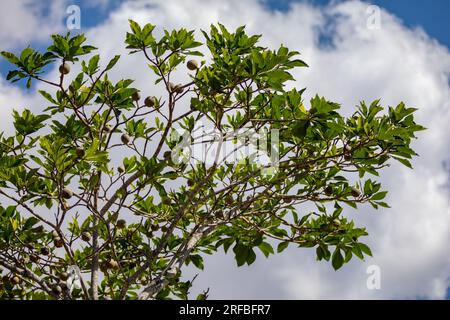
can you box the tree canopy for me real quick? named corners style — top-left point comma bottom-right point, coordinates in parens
top-left (0, 21), bottom-right (424, 300)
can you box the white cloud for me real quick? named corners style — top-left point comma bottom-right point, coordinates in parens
top-left (0, 0), bottom-right (67, 50)
top-left (0, 0), bottom-right (70, 130)
top-left (1, 0), bottom-right (449, 299)
top-left (82, 0), bottom-right (114, 9)
top-left (0, 79), bottom-right (30, 135)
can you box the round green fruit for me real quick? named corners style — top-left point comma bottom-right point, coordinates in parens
top-left (116, 219), bottom-right (126, 229)
top-left (11, 276), bottom-right (21, 285)
top-left (59, 63), bottom-right (71, 75)
top-left (54, 237), bottom-right (64, 248)
top-left (132, 91), bottom-right (141, 101)
top-left (121, 134), bottom-right (131, 145)
top-left (75, 147), bottom-right (85, 158)
top-left (144, 96), bottom-right (156, 107)
top-left (104, 124), bottom-right (113, 133)
top-left (61, 187), bottom-right (74, 200)
top-left (324, 185), bottom-right (333, 196)
top-left (174, 84), bottom-right (184, 94)
top-left (59, 272), bottom-right (69, 281)
top-left (351, 187), bottom-right (361, 198)
top-left (81, 232), bottom-right (91, 242)
top-left (187, 60), bottom-right (199, 71)
top-left (61, 200), bottom-right (69, 211)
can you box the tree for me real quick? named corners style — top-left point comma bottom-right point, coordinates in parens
top-left (0, 21), bottom-right (424, 300)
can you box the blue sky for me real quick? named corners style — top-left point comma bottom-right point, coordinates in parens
top-left (3, 1), bottom-right (450, 53)
top-left (0, 0), bottom-right (449, 300)
top-left (3, 0), bottom-right (449, 71)
top-left (81, 0), bottom-right (450, 50)
top-left (3, 0), bottom-right (450, 84)
top-left (14, 0), bottom-right (450, 48)
top-left (266, 0), bottom-right (450, 49)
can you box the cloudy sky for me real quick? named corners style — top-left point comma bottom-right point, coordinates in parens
top-left (0, 0), bottom-right (449, 299)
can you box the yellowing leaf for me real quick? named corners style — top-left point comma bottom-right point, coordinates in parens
top-left (298, 103), bottom-right (307, 114)
top-left (10, 218), bottom-right (18, 231)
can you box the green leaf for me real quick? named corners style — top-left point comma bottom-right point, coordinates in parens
top-left (287, 59), bottom-right (308, 68)
top-left (376, 201), bottom-right (390, 208)
top-left (292, 120), bottom-right (309, 139)
top-left (105, 55), bottom-right (120, 71)
top-left (352, 245), bottom-right (364, 260)
top-left (39, 90), bottom-right (57, 104)
top-left (20, 47), bottom-right (34, 62)
top-left (332, 248), bottom-right (344, 270)
top-left (85, 54), bottom-right (100, 75)
top-left (13, 109), bottom-right (50, 135)
top-left (246, 248), bottom-right (257, 265)
top-left (358, 243), bottom-right (373, 257)
top-left (128, 19), bottom-right (142, 36)
top-left (316, 246), bottom-right (324, 261)
top-left (392, 156), bottom-right (413, 169)
top-left (24, 217), bottom-right (39, 230)
top-left (277, 241), bottom-right (289, 253)
top-left (1, 51), bottom-right (20, 65)
top-left (266, 69), bottom-right (293, 90)
top-left (371, 191), bottom-right (387, 201)
top-left (233, 243), bottom-right (249, 267)
top-left (258, 242), bottom-right (274, 258)
top-left (189, 254), bottom-right (204, 270)
top-left (196, 293), bottom-right (207, 300)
